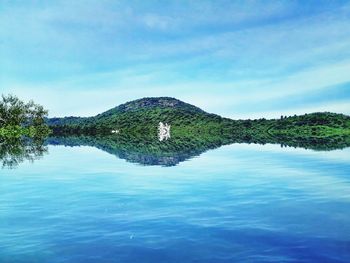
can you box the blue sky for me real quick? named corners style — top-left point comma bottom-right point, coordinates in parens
top-left (1, 0), bottom-right (350, 118)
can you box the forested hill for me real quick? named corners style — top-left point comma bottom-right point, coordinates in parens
top-left (46, 97), bottom-right (350, 143)
top-left (96, 97), bottom-right (206, 116)
top-left (46, 97), bottom-right (222, 134)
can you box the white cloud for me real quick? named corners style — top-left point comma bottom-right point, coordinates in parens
top-left (1, 1), bottom-right (350, 118)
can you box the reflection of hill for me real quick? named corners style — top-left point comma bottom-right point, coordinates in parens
top-left (0, 137), bottom-right (48, 168)
top-left (46, 131), bottom-right (350, 167)
top-left (1, 130), bottom-right (349, 168)
top-left (259, 134), bottom-right (350, 151)
top-left (46, 135), bottom-right (225, 166)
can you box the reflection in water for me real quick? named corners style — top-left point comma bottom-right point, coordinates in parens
top-left (0, 137), bottom-right (48, 168)
top-left (2, 137), bottom-right (350, 262)
top-left (47, 135), bottom-right (204, 167)
top-left (46, 132), bottom-right (350, 167)
top-left (1, 131), bottom-right (350, 168)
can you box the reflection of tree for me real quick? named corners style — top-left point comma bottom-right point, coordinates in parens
top-left (0, 137), bottom-right (48, 169)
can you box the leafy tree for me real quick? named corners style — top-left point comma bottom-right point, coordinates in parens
top-left (0, 94), bottom-right (27, 126)
top-left (0, 94), bottom-right (50, 137)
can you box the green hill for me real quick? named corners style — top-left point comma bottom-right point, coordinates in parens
top-left (1, 97), bottom-right (349, 167)
top-left (46, 97), bottom-right (350, 151)
top-left (2, 97), bottom-right (349, 168)
top-left (47, 97), bottom-right (223, 135)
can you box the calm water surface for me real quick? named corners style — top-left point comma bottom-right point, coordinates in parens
top-left (1, 144), bottom-right (350, 262)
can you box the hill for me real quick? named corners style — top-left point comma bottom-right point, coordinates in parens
top-left (47, 97), bottom-right (225, 135)
top-left (46, 97), bottom-right (350, 150)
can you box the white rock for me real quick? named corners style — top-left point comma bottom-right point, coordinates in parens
top-left (158, 122), bottom-right (171, 141)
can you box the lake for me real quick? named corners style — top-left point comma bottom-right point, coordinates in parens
top-left (1, 142), bottom-right (350, 262)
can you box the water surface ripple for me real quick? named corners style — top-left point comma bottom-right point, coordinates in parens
top-left (1, 144), bottom-right (350, 262)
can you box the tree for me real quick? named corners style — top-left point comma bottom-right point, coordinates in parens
top-left (0, 94), bottom-right (26, 126)
top-left (0, 94), bottom-right (50, 137)
top-left (25, 100), bottom-right (48, 127)
top-left (0, 94), bottom-right (48, 127)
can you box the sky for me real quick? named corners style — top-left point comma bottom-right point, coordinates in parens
top-left (1, 0), bottom-right (350, 119)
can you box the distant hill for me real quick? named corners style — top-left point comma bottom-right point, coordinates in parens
top-left (46, 97), bottom-right (350, 150)
top-left (46, 97), bottom-right (224, 135)
top-left (96, 97), bottom-right (205, 116)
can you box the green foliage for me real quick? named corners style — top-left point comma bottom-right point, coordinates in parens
top-left (46, 97), bottom-right (350, 158)
top-left (0, 94), bottom-right (51, 139)
top-left (2, 97), bottom-right (350, 168)
top-left (47, 97), bottom-right (350, 140)
top-left (2, 96), bottom-right (349, 168)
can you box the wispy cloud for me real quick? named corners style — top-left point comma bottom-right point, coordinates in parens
top-left (1, 1), bottom-right (350, 117)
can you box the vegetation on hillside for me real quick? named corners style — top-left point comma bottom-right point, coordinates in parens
top-left (47, 97), bottom-right (350, 142)
top-left (45, 97), bottom-right (350, 167)
top-left (2, 96), bottom-right (350, 168)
